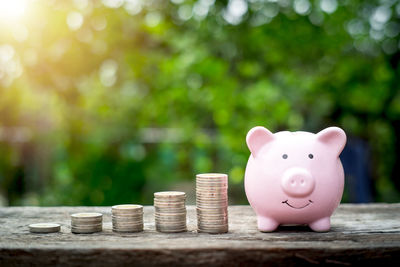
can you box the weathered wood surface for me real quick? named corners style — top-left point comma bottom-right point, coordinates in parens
top-left (1, 204), bottom-right (400, 266)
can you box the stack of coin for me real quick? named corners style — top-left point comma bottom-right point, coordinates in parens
top-left (29, 223), bottom-right (60, 233)
top-left (154, 191), bottom-right (187, 233)
top-left (112, 204), bottom-right (143, 232)
top-left (196, 173), bottom-right (229, 233)
top-left (70, 212), bottom-right (102, 234)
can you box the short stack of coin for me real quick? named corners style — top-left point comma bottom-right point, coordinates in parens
top-left (154, 191), bottom-right (187, 233)
top-left (196, 173), bottom-right (229, 233)
top-left (70, 212), bottom-right (102, 234)
top-left (29, 223), bottom-right (60, 233)
top-left (112, 204), bottom-right (143, 232)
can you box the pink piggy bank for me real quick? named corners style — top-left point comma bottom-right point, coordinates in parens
top-left (244, 126), bottom-right (346, 232)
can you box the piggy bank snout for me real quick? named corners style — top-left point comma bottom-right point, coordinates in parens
top-left (281, 168), bottom-right (315, 197)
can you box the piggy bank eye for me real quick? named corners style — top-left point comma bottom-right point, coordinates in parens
top-left (308, 154), bottom-right (314, 159)
top-left (282, 154), bottom-right (288, 159)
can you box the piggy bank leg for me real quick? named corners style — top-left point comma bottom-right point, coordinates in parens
top-left (257, 216), bottom-right (279, 232)
top-left (309, 217), bottom-right (330, 232)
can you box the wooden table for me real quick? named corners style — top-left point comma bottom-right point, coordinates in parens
top-left (1, 204), bottom-right (400, 266)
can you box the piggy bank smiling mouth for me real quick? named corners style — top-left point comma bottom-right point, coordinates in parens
top-left (282, 199), bottom-right (313, 209)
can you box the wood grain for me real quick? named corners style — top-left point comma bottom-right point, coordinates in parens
top-left (1, 204), bottom-right (400, 266)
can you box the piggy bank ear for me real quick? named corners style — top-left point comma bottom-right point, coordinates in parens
top-left (246, 126), bottom-right (274, 158)
top-left (316, 127), bottom-right (347, 156)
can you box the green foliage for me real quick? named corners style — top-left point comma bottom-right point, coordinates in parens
top-left (1, 0), bottom-right (400, 205)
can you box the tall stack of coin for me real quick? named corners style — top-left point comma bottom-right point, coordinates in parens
top-left (112, 204), bottom-right (143, 232)
top-left (196, 173), bottom-right (229, 233)
top-left (71, 212), bottom-right (102, 234)
top-left (154, 191), bottom-right (187, 233)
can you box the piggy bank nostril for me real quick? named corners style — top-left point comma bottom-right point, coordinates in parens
top-left (300, 179), bottom-right (305, 185)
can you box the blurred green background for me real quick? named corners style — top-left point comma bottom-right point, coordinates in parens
top-left (1, 0), bottom-right (400, 206)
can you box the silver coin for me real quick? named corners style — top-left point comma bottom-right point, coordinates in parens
top-left (198, 220), bottom-right (229, 226)
top-left (71, 228), bottom-right (102, 234)
top-left (196, 207), bottom-right (227, 211)
top-left (112, 219), bottom-right (143, 224)
top-left (196, 198), bottom-right (228, 203)
top-left (154, 200), bottom-right (185, 206)
top-left (154, 211), bottom-right (186, 215)
top-left (196, 183), bottom-right (228, 188)
top-left (156, 222), bottom-right (186, 226)
top-left (71, 224), bottom-right (103, 229)
top-left (112, 213), bottom-right (143, 218)
top-left (111, 213), bottom-right (143, 218)
top-left (196, 173), bottom-right (228, 179)
top-left (113, 221), bottom-right (144, 227)
top-left (71, 223), bottom-right (103, 229)
top-left (197, 221), bottom-right (228, 226)
top-left (197, 205), bottom-right (227, 209)
top-left (197, 216), bottom-right (228, 221)
top-left (196, 177), bottom-right (228, 182)
top-left (196, 184), bottom-right (228, 188)
top-left (113, 226), bottom-right (143, 230)
top-left (113, 226), bottom-right (143, 231)
top-left (156, 229), bottom-right (186, 233)
top-left (154, 191), bottom-right (186, 199)
top-left (155, 207), bottom-right (186, 211)
top-left (198, 228), bottom-right (228, 234)
top-left (71, 220), bottom-right (102, 226)
top-left (196, 182), bottom-right (227, 186)
top-left (196, 188), bottom-right (228, 192)
top-left (71, 221), bottom-right (103, 227)
top-left (112, 214), bottom-right (143, 219)
top-left (111, 214), bottom-right (143, 218)
top-left (112, 204), bottom-right (143, 211)
top-left (71, 212), bottom-right (102, 219)
top-left (155, 217), bottom-right (186, 221)
top-left (154, 216), bottom-right (186, 221)
top-left (196, 204), bottom-right (228, 208)
top-left (198, 227), bottom-right (229, 232)
top-left (196, 200), bottom-right (227, 205)
top-left (154, 203), bottom-right (185, 207)
top-left (155, 207), bottom-right (186, 212)
top-left (113, 227), bottom-right (143, 233)
top-left (155, 220), bottom-right (186, 225)
top-left (155, 211), bottom-right (186, 216)
top-left (29, 223), bottom-right (61, 233)
top-left (196, 191), bottom-right (228, 197)
top-left (197, 212), bottom-right (228, 218)
top-left (198, 225), bottom-right (229, 229)
top-left (112, 214), bottom-right (143, 218)
top-left (156, 225), bottom-right (187, 230)
top-left (112, 221), bottom-right (143, 225)
top-left (197, 214), bottom-right (228, 219)
top-left (156, 225), bottom-right (187, 229)
top-left (71, 226), bottom-right (102, 231)
top-left (113, 227), bottom-right (144, 232)
top-left (196, 205), bottom-right (228, 210)
top-left (156, 224), bottom-right (186, 228)
top-left (196, 189), bottom-right (228, 194)
top-left (196, 194), bottom-right (228, 201)
top-left (111, 211), bottom-right (144, 217)
top-left (196, 181), bottom-right (228, 186)
top-left (154, 199), bottom-right (186, 203)
top-left (197, 206), bottom-right (227, 210)
top-left (113, 222), bottom-right (144, 226)
top-left (198, 214), bottom-right (227, 219)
